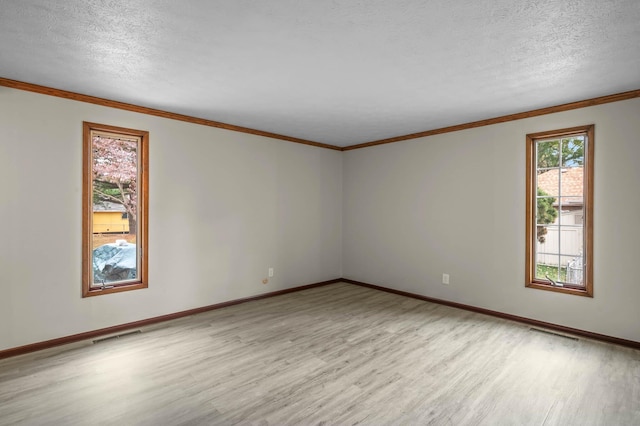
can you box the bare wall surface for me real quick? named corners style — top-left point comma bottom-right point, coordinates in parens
top-left (2, 85), bottom-right (639, 351)
top-left (343, 98), bottom-right (640, 343)
top-left (0, 87), bottom-right (342, 351)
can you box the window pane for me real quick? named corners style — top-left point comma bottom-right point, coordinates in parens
top-left (560, 255), bottom-right (584, 286)
top-left (557, 206), bottom-right (584, 226)
top-left (537, 168), bottom-right (560, 197)
top-left (562, 137), bottom-right (584, 167)
top-left (536, 224), bottom-right (559, 254)
top-left (535, 260), bottom-right (560, 282)
top-left (536, 194), bottom-right (559, 231)
top-left (557, 168), bottom-right (584, 208)
top-left (91, 134), bottom-right (139, 287)
top-left (535, 217), bottom-right (559, 282)
top-left (537, 140), bottom-right (559, 168)
top-left (559, 224), bottom-right (584, 258)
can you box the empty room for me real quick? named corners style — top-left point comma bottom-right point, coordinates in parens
top-left (1, 1), bottom-right (639, 425)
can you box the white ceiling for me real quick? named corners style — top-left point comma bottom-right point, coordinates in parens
top-left (1, 1), bottom-right (639, 147)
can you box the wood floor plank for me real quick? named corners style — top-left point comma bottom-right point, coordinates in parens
top-left (1, 283), bottom-right (639, 425)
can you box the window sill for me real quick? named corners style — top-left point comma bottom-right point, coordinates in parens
top-left (526, 280), bottom-right (593, 297)
top-left (82, 282), bottom-right (147, 298)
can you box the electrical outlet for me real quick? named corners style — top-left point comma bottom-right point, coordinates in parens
top-left (442, 273), bottom-right (450, 285)
top-left (268, 267), bottom-right (274, 278)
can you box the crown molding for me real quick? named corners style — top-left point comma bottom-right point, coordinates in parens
top-left (0, 77), bottom-right (342, 151)
top-left (3, 77), bottom-right (638, 152)
top-left (343, 89), bottom-right (640, 151)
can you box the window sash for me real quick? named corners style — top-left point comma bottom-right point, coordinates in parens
top-left (82, 122), bottom-right (149, 297)
top-left (525, 125), bottom-right (594, 297)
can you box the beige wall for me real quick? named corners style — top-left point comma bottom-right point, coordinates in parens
top-left (343, 98), bottom-right (640, 342)
top-left (2, 85), bottom-right (639, 351)
top-left (0, 87), bottom-right (343, 351)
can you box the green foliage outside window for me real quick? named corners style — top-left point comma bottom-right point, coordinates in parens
top-left (536, 188), bottom-right (557, 243)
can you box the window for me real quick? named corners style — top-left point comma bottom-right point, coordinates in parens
top-left (83, 122), bottom-right (148, 297)
top-left (525, 125), bottom-right (593, 297)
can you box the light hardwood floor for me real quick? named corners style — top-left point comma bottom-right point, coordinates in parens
top-left (1, 282), bottom-right (639, 425)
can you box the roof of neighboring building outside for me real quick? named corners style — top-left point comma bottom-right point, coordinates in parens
top-left (93, 202), bottom-right (126, 212)
top-left (537, 167), bottom-right (583, 205)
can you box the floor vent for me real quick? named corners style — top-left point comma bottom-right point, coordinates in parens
top-left (529, 327), bottom-right (579, 341)
top-left (93, 330), bottom-right (142, 344)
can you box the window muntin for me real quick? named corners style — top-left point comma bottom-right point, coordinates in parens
top-left (83, 122), bottom-right (148, 297)
top-left (526, 125), bottom-right (593, 297)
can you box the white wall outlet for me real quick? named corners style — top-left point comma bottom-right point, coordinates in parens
top-left (442, 273), bottom-right (450, 285)
top-left (268, 267), bottom-right (274, 278)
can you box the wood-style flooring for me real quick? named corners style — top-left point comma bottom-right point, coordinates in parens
top-left (1, 282), bottom-right (639, 425)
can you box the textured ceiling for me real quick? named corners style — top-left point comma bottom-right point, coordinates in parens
top-left (1, 1), bottom-right (639, 147)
